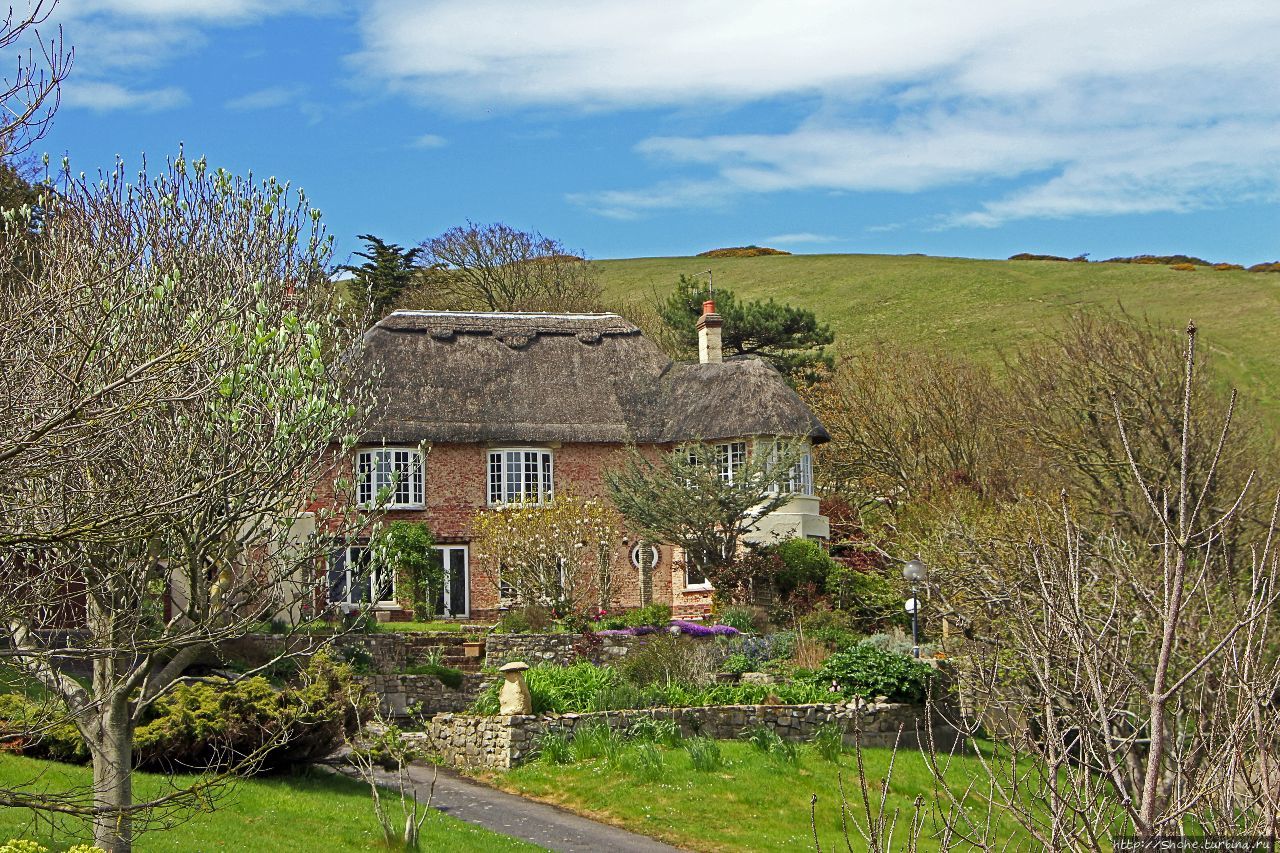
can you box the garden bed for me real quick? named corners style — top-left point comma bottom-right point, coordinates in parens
top-left (420, 700), bottom-right (957, 769)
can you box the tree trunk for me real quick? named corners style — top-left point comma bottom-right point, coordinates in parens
top-left (90, 696), bottom-right (134, 853)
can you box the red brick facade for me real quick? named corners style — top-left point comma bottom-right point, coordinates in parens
top-left (311, 441), bottom-right (714, 621)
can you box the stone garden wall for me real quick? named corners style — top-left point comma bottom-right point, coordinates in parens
top-left (484, 631), bottom-right (724, 667)
top-left (421, 700), bottom-right (953, 770)
top-left (358, 672), bottom-right (493, 719)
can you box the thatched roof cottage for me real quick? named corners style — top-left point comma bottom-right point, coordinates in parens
top-left (316, 303), bottom-right (830, 621)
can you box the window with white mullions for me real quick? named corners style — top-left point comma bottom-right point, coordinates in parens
top-left (767, 441), bottom-right (814, 496)
top-left (356, 447), bottom-right (424, 508)
top-left (328, 545), bottom-right (396, 606)
top-left (788, 451), bottom-right (814, 496)
top-left (487, 448), bottom-right (554, 505)
top-left (686, 441), bottom-right (746, 484)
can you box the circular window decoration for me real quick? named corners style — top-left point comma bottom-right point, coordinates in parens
top-left (630, 543), bottom-right (661, 570)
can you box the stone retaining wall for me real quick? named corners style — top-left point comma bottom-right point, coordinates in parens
top-left (484, 631), bottom-right (724, 667)
top-left (421, 700), bottom-right (951, 770)
top-left (358, 672), bottom-right (492, 719)
top-left (217, 632), bottom-right (481, 674)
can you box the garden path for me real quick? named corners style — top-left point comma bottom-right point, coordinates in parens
top-left (370, 763), bottom-right (688, 853)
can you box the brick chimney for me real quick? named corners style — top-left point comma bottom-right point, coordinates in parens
top-left (696, 299), bottom-right (722, 364)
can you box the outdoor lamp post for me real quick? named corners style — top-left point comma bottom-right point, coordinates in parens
top-left (903, 559), bottom-right (927, 658)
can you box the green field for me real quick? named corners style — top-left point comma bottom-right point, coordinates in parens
top-left (0, 755), bottom-right (538, 852)
top-left (596, 254), bottom-right (1280, 421)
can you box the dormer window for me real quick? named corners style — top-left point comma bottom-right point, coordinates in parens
top-left (488, 448), bottom-right (554, 505)
top-left (356, 448), bottom-right (424, 509)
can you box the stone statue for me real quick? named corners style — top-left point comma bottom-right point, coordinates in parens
top-left (498, 661), bottom-right (532, 715)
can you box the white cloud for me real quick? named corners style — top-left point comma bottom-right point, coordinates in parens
top-left (50, 1), bottom-right (331, 114)
top-left (225, 85), bottom-right (302, 111)
top-left (352, 0), bottom-right (1280, 224)
top-left (764, 233), bottom-right (841, 245)
top-left (411, 133), bottom-right (448, 149)
top-left (62, 80), bottom-right (188, 112)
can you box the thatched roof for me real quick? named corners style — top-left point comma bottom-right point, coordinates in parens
top-left (358, 310), bottom-right (829, 446)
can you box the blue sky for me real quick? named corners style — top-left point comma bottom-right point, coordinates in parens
top-left (28, 0), bottom-right (1280, 265)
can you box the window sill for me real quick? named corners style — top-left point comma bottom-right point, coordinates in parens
top-left (683, 583), bottom-right (714, 593)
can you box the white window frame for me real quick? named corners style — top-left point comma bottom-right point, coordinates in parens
top-left (673, 546), bottom-right (713, 592)
top-left (788, 451), bottom-right (814, 496)
top-left (487, 447), bottom-right (554, 506)
top-left (433, 545), bottom-right (470, 618)
top-left (686, 441), bottom-right (746, 485)
top-left (328, 544), bottom-right (397, 609)
top-left (356, 447), bottom-right (424, 509)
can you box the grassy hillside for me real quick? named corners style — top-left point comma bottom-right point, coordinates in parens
top-left (596, 254), bottom-right (1280, 423)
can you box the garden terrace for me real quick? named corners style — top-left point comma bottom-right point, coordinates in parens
top-left (419, 700), bottom-right (958, 770)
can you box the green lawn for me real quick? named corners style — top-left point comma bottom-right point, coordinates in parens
top-left (596, 253), bottom-right (1280, 422)
top-left (0, 755), bottom-right (540, 852)
top-left (371, 620), bottom-right (478, 633)
top-left (484, 738), bottom-right (1032, 852)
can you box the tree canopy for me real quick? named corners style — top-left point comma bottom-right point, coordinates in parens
top-left (339, 233), bottom-right (422, 318)
top-left (419, 220), bottom-right (602, 312)
top-left (656, 274), bottom-right (834, 383)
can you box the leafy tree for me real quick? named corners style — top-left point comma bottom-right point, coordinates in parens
top-left (420, 220), bottom-right (602, 312)
top-left (372, 521), bottom-right (438, 621)
top-left (656, 274), bottom-right (834, 383)
top-left (0, 152), bottom-right (371, 852)
top-left (605, 441), bottom-right (808, 603)
top-left (339, 233), bottom-right (423, 318)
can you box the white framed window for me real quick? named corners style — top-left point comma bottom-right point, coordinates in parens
top-left (684, 562), bottom-right (711, 591)
top-left (767, 441), bottom-right (815, 497)
top-left (788, 452), bottom-right (814, 496)
top-left (328, 545), bottom-right (396, 607)
top-left (487, 448), bottom-right (553, 505)
top-left (686, 441), bottom-right (746, 484)
top-left (673, 546), bottom-right (712, 591)
top-left (356, 448), bottom-right (424, 509)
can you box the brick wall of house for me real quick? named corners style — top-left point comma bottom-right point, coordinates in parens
top-left (309, 441), bottom-right (722, 620)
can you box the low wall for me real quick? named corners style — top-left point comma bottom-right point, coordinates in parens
top-left (358, 672), bottom-right (492, 719)
top-left (217, 632), bottom-right (481, 674)
top-left (421, 700), bottom-right (952, 770)
top-left (484, 631), bottom-right (728, 667)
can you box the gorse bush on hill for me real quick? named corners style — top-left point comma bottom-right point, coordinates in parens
top-left (696, 246), bottom-right (791, 258)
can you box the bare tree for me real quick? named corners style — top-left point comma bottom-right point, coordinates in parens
top-left (922, 323), bottom-right (1280, 847)
top-left (0, 152), bottom-right (372, 852)
top-left (1, 0), bottom-right (71, 153)
top-left (419, 220), bottom-right (602, 312)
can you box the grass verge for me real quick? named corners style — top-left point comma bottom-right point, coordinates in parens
top-left (0, 754), bottom-right (539, 852)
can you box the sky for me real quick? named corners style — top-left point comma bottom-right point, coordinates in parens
top-left (22, 0), bottom-right (1280, 266)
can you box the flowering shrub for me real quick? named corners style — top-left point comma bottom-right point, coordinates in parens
top-left (595, 621), bottom-right (740, 638)
top-left (471, 493), bottom-right (620, 612)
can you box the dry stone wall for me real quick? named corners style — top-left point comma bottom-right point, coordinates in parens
top-left (421, 700), bottom-right (952, 770)
top-left (359, 672), bottom-right (492, 719)
top-left (484, 632), bottom-right (720, 667)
